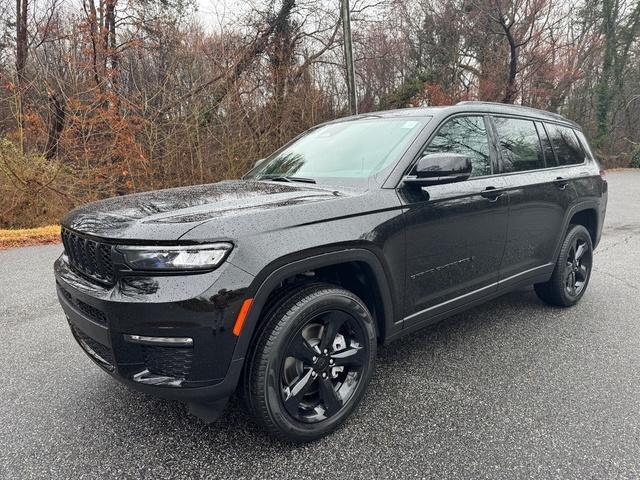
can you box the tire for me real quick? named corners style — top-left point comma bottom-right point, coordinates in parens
top-left (535, 224), bottom-right (593, 307)
top-left (237, 282), bottom-right (309, 408)
top-left (241, 283), bottom-right (377, 443)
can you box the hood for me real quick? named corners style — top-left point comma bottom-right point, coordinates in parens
top-left (61, 180), bottom-right (350, 242)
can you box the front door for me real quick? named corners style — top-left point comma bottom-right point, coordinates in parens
top-left (399, 115), bottom-right (509, 327)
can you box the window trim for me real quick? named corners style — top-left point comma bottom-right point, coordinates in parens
top-left (388, 111), bottom-right (588, 188)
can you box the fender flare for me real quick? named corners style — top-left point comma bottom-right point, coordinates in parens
top-left (552, 200), bottom-right (601, 261)
top-left (230, 248), bottom-right (397, 363)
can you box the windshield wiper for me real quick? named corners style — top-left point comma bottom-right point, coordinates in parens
top-left (258, 175), bottom-right (316, 184)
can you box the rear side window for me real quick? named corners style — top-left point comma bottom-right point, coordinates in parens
top-left (493, 117), bottom-right (544, 172)
top-left (422, 116), bottom-right (492, 177)
top-left (544, 123), bottom-right (586, 165)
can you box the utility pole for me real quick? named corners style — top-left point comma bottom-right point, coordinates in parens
top-left (341, 0), bottom-right (357, 115)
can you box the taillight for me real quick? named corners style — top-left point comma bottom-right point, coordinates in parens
top-left (599, 169), bottom-right (607, 181)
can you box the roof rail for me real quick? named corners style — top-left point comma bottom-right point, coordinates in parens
top-left (455, 101), bottom-right (573, 125)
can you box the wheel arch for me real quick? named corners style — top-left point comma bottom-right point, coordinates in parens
top-left (231, 248), bottom-right (397, 363)
top-left (568, 208), bottom-right (598, 245)
top-left (552, 202), bottom-right (600, 262)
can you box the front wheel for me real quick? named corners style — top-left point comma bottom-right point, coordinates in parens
top-left (535, 224), bottom-right (593, 307)
top-left (241, 284), bottom-right (377, 443)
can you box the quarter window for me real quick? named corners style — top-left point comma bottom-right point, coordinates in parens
top-left (574, 130), bottom-right (594, 161)
top-left (422, 116), bottom-right (492, 177)
top-left (493, 117), bottom-right (544, 172)
top-left (545, 123), bottom-right (586, 165)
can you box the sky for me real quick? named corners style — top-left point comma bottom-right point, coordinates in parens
top-left (195, 0), bottom-right (248, 30)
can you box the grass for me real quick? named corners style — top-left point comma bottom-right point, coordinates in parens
top-left (0, 225), bottom-right (60, 250)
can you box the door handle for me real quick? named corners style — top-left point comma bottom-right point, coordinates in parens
top-left (554, 177), bottom-right (569, 190)
top-left (480, 186), bottom-right (505, 202)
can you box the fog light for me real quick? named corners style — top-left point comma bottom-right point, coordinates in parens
top-left (124, 334), bottom-right (193, 347)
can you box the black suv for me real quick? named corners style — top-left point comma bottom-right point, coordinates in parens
top-left (55, 102), bottom-right (607, 442)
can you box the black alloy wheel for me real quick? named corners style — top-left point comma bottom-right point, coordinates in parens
top-left (280, 309), bottom-right (367, 423)
top-left (241, 283), bottom-right (376, 443)
top-left (564, 235), bottom-right (592, 297)
top-left (535, 224), bottom-right (593, 307)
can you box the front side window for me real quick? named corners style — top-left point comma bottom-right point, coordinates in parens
top-left (545, 123), bottom-right (586, 166)
top-left (494, 117), bottom-right (544, 172)
top-left (247, 117), bottom-right (428, 180)
top-left (421, 116), bottom-right (492, 177)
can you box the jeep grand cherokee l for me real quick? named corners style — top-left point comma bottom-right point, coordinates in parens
top-left (54, 101), bottom-right (607, 442)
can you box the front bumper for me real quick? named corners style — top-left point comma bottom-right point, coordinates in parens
top-left (54, 254), bottom-right (254, 404)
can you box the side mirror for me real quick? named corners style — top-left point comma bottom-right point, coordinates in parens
top-left (403, 153), bottom-right (472, 186)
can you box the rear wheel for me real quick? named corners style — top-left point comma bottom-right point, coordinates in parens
top-left (535, 224), bottom-right (593, 307)
top-left (241, 284), bottom-right (376, 443)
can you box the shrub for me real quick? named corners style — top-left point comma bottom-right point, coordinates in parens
top-left (0, 138), bottom-right (73, 228)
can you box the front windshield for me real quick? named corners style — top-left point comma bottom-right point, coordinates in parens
top-left (247, 116), bottom-right (429, 180)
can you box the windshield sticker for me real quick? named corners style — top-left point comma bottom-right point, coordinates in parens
top-left (401, 121), bottom-right (419, 129)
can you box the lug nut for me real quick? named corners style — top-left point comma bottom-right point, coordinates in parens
top-left (312, 371), bottom-right (318, 378)
top-left (321, 372), bottom-right (327, 378)
top-left (312, 356), bottom-right (317, 362)
top-left (323, 349), bottom-right (328, 354)
top-left (329, 359), bottom-right (334, 365)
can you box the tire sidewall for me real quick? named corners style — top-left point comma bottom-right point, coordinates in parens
top-left (260, 289), bottom-right (377, 442)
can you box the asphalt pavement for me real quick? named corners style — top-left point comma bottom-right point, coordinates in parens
top-left (1, 172), bottom-right (639, 479)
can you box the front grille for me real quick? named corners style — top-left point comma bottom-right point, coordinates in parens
top-left (70, 324), bottom-right (114, 371)
top-left (143, 346), bottom-right (193, 379)
top-left (62, 229), bottom-right (115, 285)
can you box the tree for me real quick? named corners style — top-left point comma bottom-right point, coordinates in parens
top-left (595, 0), bottom-right (640, 147)
top-left (469, 0), bottom-right (552, 103)
top-left (1, 0), bottom-right (640, 228)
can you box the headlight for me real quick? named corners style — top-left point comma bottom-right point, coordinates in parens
top-left (117, 243), bottom-right (232, 271)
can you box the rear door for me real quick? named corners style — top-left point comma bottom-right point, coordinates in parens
top-left (492, 116), bottom-right (581, 288)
